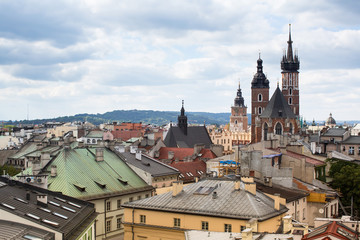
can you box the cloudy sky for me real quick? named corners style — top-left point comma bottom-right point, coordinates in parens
top-left (0, 0), bottom-right (360, 122)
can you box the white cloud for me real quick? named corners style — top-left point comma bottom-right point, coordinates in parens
top-left (0, 0), bottom-right (359, 121)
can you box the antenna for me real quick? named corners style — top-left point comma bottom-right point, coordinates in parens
top-left (27, 104), bottom-right (29, 121)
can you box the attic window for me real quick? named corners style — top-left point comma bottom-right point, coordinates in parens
top-left (95, 181), bottom-right (106, 189)
top-left (118, 178), bottom-right (128, 185)
top-left (278, 110), bottom-right (283, 117)
top-left (194, 186), bottom-right (216, 195)
top-left (73, 183), bottom-right (86, 192)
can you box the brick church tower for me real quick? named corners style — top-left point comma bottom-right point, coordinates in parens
top-left (230, 83), bottom-right (248, 132)
top-left (251, 56), bottom-right (270, 143)
top-left (281, 24), bottom-right (300, 117)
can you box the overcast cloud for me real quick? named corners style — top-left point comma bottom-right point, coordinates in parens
top-left (0, 0), bottom-right (360, 122)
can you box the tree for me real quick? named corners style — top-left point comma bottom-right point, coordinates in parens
top-left (327, 158), bottom-right (360, 217)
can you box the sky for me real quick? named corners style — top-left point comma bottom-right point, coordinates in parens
top-left (0, 0), bottom-right (360, 122)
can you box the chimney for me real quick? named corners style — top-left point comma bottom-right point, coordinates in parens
top-left (130, 145), bottom-right (138, 154)
top-left (172, 181), bottom-right (183, 197)
top-left (78, 141), bottom-right (84, 148)
top-left (26, 191), bottom-right (30, 201)
top-left (37, 194), bottom-right (48, 207)
top-left (242, 228), bottom-right (253, 240)
top-left (168, 151), bottom-right (174, 160)
top-left (264, 176), bottom-right (272, 187)
top-left (282, 215), bottom-right (292, 233)
top-left (212, 191), bottom-right (217, 199)
top-left (95, 148), bottom-right (104, 162)
top-left (136, 150), bottom-right (142, 160)
top-left (234, 180), bottom-right (240, 191)
top-left (41, 152), bottom-right (51, 166)
top-left (118, 145), bottom-right (125, 153)
top-left (273, 193), bottom-right (280, 210)
top-left (194, 143), bottom-right (205, 155)
top-left (51, 165), bottom-right (57, 177)
top-left (246, 218), bottom-right (258, 232)
top-left (154, 150), bottom-right (160, 158)
top-left (242, 177), bottom-right (256, 195)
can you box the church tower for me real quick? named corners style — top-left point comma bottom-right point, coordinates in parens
top-left (281, 24), bottom-right (300, 117)
top-left (230, 83), bottom-right (248, 132)
top-left (251, 56), bottom-right (270, 143)
top-left (178, 100), bottom-right (188, 135)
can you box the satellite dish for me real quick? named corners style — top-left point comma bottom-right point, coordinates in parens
top-left (319, 209), bottom-right (324, 214)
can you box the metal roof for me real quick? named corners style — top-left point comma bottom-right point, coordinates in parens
top-left (261, 87), bottom-right (296, 119)
top-left (342, 136), bottom-right (360, 144)
top-left (164, 126), bottom-right (213, 148)
top-left (123, 179), bottom-right (288, 221)
top-left (0, 220), bottom-right (55, 240)
top-left (322, 128), bottom-right (346, 137)
top-left (120, 152), bottom-right (179, 177)
top-left (42, 147), bottom-right (152, 200)
top-left (0, 177), bottom-right (97, 240)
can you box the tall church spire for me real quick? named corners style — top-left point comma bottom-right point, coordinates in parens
top-left (178, 100), bottom-right (188, 135)
top-left (287, 24), bottom-right (294, 62)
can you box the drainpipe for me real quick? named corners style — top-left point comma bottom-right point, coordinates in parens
top-left (132, 207), bottom-right (135, 240)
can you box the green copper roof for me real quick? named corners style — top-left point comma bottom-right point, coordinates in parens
top-left (9, 142), bottom-right (39, 159)
top-left (85, 131), bottom-right (103, 138)
top-left (44, 147), bottom-right (151, 200)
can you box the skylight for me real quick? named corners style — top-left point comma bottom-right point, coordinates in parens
top-left (14, 197), bottom-right (29, 204)
top-left (39, 207), bottom-right (51, 213)
top-left (54, 197), bottom-right (66, 202)
top-left (1, 202), bottom-right (15, 210)
top-left (26, 213), bottom-right (40, 220)
top-left (42, 219), bottom-right (59, 227)
top-left (62, 205), bottom-right (76, 213)
top-left (193, 186), bottom-right (217, 195)
top-left (49, 201), bottom-right (60, 207)
top-left (68, 201), bottom-right (81, 208)
top-left (23, 234), bottom-right (44, 240)
top-left (53, 212), bottom-right (69, 219)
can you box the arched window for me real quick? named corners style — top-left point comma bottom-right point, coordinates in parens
top-left (258, 107), bottom-right (262, 115)
top-left (92, 139), bottom-right (96, 144)
top-left (263, 123), bottom-right (268, 140)
top-left (289, 97), bottom-right (292, 105)
top-left (235, 120), bottom-right (238, 125)
top-left (289, 88), bottom-right (292, 95)
top-left (275, 122), bottom-right (282, 135)
top-left (258, 93), bottom-right (262, 102)
top-left (289, 73), bottom-right (292, 85)
top-left (289, 123), bottom-right (293, 134)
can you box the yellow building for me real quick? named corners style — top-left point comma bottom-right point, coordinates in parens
top-left (122, 178), bottom-right (288, 240)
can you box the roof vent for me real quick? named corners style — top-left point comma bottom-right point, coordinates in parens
top-left (212, 191), bottom-right (217, 199)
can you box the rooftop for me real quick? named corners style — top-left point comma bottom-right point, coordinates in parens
top-left (120, 152), bottom-right (179, 177)
top-left (123, 179), bottom-right (287, 221)
top-left (0, 177), bottom-right (97, 240)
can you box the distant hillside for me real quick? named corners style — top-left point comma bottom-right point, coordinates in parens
top-left (4, 110), bottom-right (252, 126)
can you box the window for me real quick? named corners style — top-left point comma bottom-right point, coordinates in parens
top-left (263, 123), bottom-right (268, 141)
top-left (224, 224), bottom-right (232, 232)
top-left (289, 123), bottom-right (293, 134)
top-left (117, 218), bottom-right (122, 229)
top-left (138, 196), bottom-right (141, 200)
top-left (201, 221), bottom-right (209, 230)
top-left (117, 199), bottom-right (122, 209)
top-left (140, 215), bottom-right (146, 224)
top-left (174, 218), bottom-right (181, 227)
top-left (145, 194), bottom-right (149, 198)
top-left (289, 88), bottom-right (292, 95)
top-left (106, 220), bottom-right (111, 233)
top-left (106, 201), bottom-right (111, 211)
top-left (92, 139), bottom-right (96, 144)
top-left (288, 97), bottom-right (292, 105)
top-left (129, 197), bottom-right (133, 202)
top-left (258, 107), bottom-right (262, 115)
top-left (258, 93), bottom-right (262, 102)
top-left (358, 147), bottom-right (360, 155)
top-left (241, 226), bottom-right (246, 231)
top-left (349, 147), bottom-right (354, 155)
top-left (303, 208), bottom-right (306, 220)
top-left (275, 122), bottom-right (282, 135)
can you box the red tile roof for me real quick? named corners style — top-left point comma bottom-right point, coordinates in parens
top-left (170, 160), bottom-right (206, 183)
top-left (302, 221), bottom-right (357, 240)
top-left (157, 147), bottom-right (216, 161)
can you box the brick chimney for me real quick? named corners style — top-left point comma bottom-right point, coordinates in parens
top-left (51, 165), bottom-right (57, 177)
top-left (172, 181), bottom-right (183, 197)
top-left (95, 148), bottom-right (104, 162)
top-left (242, 228), bottom-right (252, 240)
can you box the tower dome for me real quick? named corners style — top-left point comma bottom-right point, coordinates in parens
top-left (325, 113), bottom-right (336, 127)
